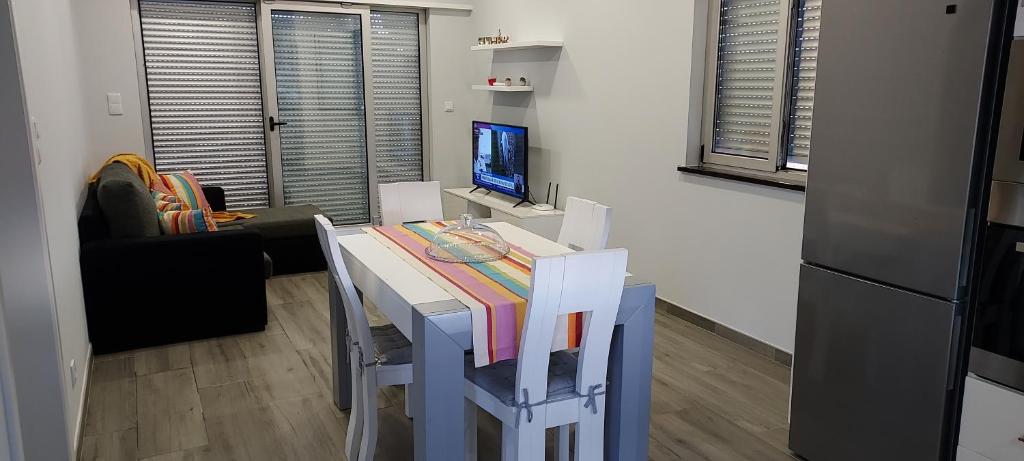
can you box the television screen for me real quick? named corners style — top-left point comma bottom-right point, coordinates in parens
top-left (472, 121), bottom-right (528, 200)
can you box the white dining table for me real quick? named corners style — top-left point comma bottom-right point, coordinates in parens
top-left (328, 222), bottom-right (656, 461)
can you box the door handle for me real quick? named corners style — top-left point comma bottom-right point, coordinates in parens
top-left (268, 116), bottom-right (288, 132)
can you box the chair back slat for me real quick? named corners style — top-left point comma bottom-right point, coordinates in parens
top-left (514, 249), bottom-right (628, 403)
top-left (379, 181), bottom-right (444, 226)
top-left (557, 197), bottom-right (612, 251)
top-left (313, 215), bottom-right (375, 359)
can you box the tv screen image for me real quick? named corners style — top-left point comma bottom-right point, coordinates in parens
top-left (472, 121), bottom-right (527, 200)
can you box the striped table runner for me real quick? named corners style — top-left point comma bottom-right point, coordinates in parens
top-left (366, 221), bottom-right (582, 367)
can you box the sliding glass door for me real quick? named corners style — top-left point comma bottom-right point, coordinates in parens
top-left (137, 0), bottom-right (426, 223)
top-left (261, 5), bottom-right (375, 224)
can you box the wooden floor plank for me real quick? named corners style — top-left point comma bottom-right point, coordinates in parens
top-left (83, 357), bottom-right (137, 437)
top-left (79, 428), bottom-right (137, 461)
top-left (135, 344), bottom-right (191, 377)
top-left (136, 369), bottom-right (208, 458)
top-left (190, 338), bottom-right (251, 389)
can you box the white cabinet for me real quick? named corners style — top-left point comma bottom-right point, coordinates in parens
top-left (959, 375), bottom-right (1024, 461)
top-left (443, 188), bottom-right (564, 241)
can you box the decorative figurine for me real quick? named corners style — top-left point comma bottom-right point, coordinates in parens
top-left (504, 77), bottom-right (512, 86)
top-left (488, 77), bottom-right (497, 86)
top-left (477, 28), bottom-right (510, 46)
top-left (519, 77), bottom-right (528, 86)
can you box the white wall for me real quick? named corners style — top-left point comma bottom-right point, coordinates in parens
top-left (436, 0), bottom-right (807, 351)
top-left (7, 0), bottom-right (127, 448)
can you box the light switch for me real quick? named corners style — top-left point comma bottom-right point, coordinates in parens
top-left (444, 101), bottom-right (455, 112)
top-left (106, 92), bottom-right (123, 116)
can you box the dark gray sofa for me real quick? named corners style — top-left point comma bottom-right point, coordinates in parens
top-left (79, 163), bottom-right (268, 354)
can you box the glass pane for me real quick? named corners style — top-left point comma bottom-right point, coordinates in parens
top-left (139, 0), bottom-right (270, 209)
top-left (370, 11), bottom-right (424, 185)
top-left (785, 0), bottom-right (822, 170)
top-left (712, 0), bottom-right (783, 159)
top-left (271, 10), bottom-right (370, 224)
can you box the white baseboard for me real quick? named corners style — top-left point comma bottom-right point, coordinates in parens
top-left (72, 343), bottom-right (92, 457)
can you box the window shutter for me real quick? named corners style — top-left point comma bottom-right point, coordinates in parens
top-left (370, 11), bottom-right (424, 185)
top-left (785, 0), bottom-right (821, 169)
top-left (711, 0), bottom-right (784, 160)
top-left (138, 0), bottom-right (270, 209)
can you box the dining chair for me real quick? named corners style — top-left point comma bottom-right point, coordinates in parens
top-left (378, 180), bottom-right (444, 225)
top-left (557, 197), bottom-right (612, 251)
top-left (464, 249), bottom-right (629, 461)
top-left (313, 215), bottom-right (414, 461)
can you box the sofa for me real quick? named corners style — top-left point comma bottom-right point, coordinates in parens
top-left (79, 163), bottom-right (268, 353)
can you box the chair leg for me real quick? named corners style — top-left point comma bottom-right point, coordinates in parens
top-left (501, 424), bottom-right (518, 461)
top-left (345, 348), bottom-right (363, 461)
top-left (464, 399), bottom-right (478, 461)
top-left (405, 384), bottom-right (413, 419)
top-left (555, 425), bottom-right (570, 461)
top-left (359, 368), bottom-right (379, 461)
top-left (574, 399), bottom-right (605, 461)
top-left (514, 418), bottom-right (545, 461)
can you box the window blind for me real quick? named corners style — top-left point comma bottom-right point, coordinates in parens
top-left (370, 11), bottom-right (424, 185)
top-left (785, 0), bottom-right (821, 169)
top-left (271, 11), bottom-right (371, 224)
top-left (711, 0), bottom-right (783, 159)
top-left (138, 0), bottom-right (270, 209)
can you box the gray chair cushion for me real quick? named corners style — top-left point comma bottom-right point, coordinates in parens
top-left (218, 204), bottom-right (322, 239)
top-left (96, 163), bottom-right (160, 238)
top-left (464, 351), bottom-right (579, 406)
top-left (371, 324), bottom-right (412, 365)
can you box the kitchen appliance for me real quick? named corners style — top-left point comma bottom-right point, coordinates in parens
top-left (788, 1), bottom-right (1015, 460)
top-left (971, 33), bottom-right (1024, 393)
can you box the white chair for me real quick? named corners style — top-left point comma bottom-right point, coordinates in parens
top-left (313, 215), bottom-right (413, 461)
top-left (378, 180), bottom-right (444, 225)
top-left (464, 249), bottom-right (629, 461)
top-left (557, 197), bottom-right (612, 251)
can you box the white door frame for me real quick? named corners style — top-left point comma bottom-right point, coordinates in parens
top-left (258, 1), bottom-right (380, 222)
top-left (0, 0), bottom-right (72, 459)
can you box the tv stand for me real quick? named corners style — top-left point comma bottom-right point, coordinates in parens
top-left (444, 188), bottom-right (563, 241)
top-left (512, 198), bottom-right (535, 208)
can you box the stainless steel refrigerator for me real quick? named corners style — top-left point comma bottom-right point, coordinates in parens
top-left (788, 1), bottom-right (1016, 460)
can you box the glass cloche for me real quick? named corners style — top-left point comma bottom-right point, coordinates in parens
top-left (425, 214), bottom-right (510, 263)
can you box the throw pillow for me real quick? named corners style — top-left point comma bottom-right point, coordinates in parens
top-left (152, 191), bottom-right (182, 212)
top-left (160, 171), bottom-right (209, 211)
top-left (158, 208), bottom-right (218, 234)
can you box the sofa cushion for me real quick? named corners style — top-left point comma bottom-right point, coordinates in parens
top-left (218, 205), bottom-right (322, 239)
top-left (96, 163), bottom-right (160, 238)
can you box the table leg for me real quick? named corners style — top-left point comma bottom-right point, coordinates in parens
top-left (606, 286), bottom-right (656, 460)
top-left (413, 309), bottom-right (466, 461)
top-left (329, 275), bottom-right (352, 410)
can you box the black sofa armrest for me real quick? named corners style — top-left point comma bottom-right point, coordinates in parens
top-left (203, 186), bottom-right (227, 212)
top-left (80, 229), bottom-right (267, 353)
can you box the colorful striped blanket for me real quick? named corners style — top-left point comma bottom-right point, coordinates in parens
top-left (366, 221), bottom-right (582, 367)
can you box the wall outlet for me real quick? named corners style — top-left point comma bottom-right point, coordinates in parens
top-left (444, 101), bottom-right (455, 112)
top-left (69, 359), bottom-right (77, 388)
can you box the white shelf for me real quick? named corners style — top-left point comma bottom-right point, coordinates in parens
top-left (472, 85), bottom-right (534, 92)
top-left (470, 40), bottom-right (563, 52)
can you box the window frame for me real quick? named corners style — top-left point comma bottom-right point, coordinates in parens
top-left (700, 0), bottom-right (809, 178)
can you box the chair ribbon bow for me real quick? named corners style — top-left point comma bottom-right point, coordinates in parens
top-left (583, 384), bottom-right (606, 415)
top-left (514, 388), bottom-right (535, 428)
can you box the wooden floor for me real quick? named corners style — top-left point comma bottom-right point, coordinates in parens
top-left (78, 273), bottom-right (796, 461)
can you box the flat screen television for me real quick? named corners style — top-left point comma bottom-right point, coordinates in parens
top-left (471, 121), bottom-right (529, 206)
